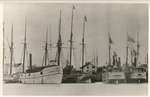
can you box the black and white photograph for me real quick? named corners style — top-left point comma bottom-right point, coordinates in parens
top-left (2, 2), bottom-right (148, 96)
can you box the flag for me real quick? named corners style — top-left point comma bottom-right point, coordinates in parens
top-left (84, 16), bottom-right (87, 22)
top-left (127, 34), bottom-right (135, 43)
top-left (108, 32), bottom-right (113, 44)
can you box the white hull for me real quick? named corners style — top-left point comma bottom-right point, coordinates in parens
top-left (102, 72), bottom-right (126, 82)
top-left (20, 65), bottom-right (63, 84)
top-left (130, 72), bottom-right (146, 80)
top-left (3, 74), bottom-right (20, 83)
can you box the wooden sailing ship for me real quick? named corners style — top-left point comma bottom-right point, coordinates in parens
top-left (102, 32), bottom-right (126, 84)
top-left (77, 15), bottom-right (93, 83)
top-left (20, 11), bottom-right (63, 84)
top-left (126, 32), bottom-right (147, 83)
top-left (3, 24), bottom-right (21, 83)
top-left (62, 6), bottom-right (92, 83)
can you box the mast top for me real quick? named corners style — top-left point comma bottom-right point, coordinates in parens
top-left (24, 17), bottom-right (27, 43)
top-left (11, 24), bottom-right (13, 43)
top-left (46, 26), bottom-right (48, 43)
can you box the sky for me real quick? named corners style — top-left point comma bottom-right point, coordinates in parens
top-left (3, 3), bottom-right (148, 70)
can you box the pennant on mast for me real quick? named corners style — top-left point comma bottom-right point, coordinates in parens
top-left (108, 32), bottom-right (113, 44)
top-left (84, 16), bottom-right (87, 22)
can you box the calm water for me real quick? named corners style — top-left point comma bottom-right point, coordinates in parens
top-left (3, 83), bottom-right (148, 96)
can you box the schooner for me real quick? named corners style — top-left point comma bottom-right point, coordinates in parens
top-left (20, 11), bottom-right (63, 84)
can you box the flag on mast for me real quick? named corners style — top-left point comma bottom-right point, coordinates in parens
top-left (108, 32), bottom-right (113, 44)
top-left (84, 16), bottom-right (87, 22)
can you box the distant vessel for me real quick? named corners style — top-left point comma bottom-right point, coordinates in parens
top-left (3, 24), bottom-right (21, 83)
top-left (20, 11), bottom-right (63, 84)
top-left (128, 67), bottom-right (147, 83)
top-left (4, 72), bottom-right (21, 83)
top-left (62, 6), bottom-right (79, 83)
top-left (102, 32), bottom-right (126, 83)
top-left (102, 66), bottom-right (126, 83)
top-left (78, 15), bottom-right (93, 83)
top-left (127, 32), bottom-right (147, 83)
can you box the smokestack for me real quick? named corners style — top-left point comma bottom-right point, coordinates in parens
top-left (29, 53), bottom-right (32, 70)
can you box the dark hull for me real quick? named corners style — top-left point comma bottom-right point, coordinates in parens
top-left (4, 79), bottom-right (21, 83)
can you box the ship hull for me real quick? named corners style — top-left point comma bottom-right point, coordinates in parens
top-left (102, 72), bottom-right (126, 83)
top-left (127, 72), bottom-right (147, 83)
top-left (20, 65), bottom-right (63, 84)
top-left (3, 74), bottom-right (21, 83)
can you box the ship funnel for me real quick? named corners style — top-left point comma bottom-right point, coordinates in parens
top-left (29, 53), bottom-right (32, 70)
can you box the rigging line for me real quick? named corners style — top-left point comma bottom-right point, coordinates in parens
top-left (12, 53), bottom-right (15, 65)
top-left (60, 48), bottom-right (64, 66)
top-left (55, 51), bottom-right (58, 62)
top-left (42, 54), bottom-right (45, 67)
top-left (73, 46), bottom-right (77, 66)
top-left (42, 46), bottom-right (46, 66)
top-left (20, 47), bottom-right (23, 64)
top-left (48, 57), bottom-right (50, 65)
top-left (65, 49), bottom-right (70, 66)
top-left (84, 44), bottom-right (87, 62)
top-left (49, 24), bottom-right (52, 57)
top-left (12, 46), bottom-right (16, 64)
top-left (6, 37), bottom-right (11, 52)
top-left (60, 47), bottom-right (64, 59)
top-left (3, 22), bottom-right (5, 74)
top-left (26, 45), bottom-right (29, 67)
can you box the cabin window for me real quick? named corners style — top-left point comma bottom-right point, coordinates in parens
top-left (87, 66), bottom-right (89, 69)
top-left (40, 72), bottom-right (43, 75)
top-left (92, 66), bottom-right (95, 68)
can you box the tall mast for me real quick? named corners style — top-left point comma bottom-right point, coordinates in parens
top-left (69, 6), bottom-right (75, 66)
top-left (136, 31), bottom-right (139, 66)
top-left (108, 42), bottom-right (111, 65)
top-left (57, 9), bottom-right (62, 66)
top-left (10, 24), bottom-right (13, 75)
top-left (146, 53), bottom-right (148, 64)
top-left (131, 49), bottom-right (133, 65)
top-left (81, 16), bottom-right (87, 72)
top-left (44, 28), bottom-right (48, 66)
top-left (49, 25), bottom-right (52, 60)
top-left (93, 55), bottom-right (95, 65)
top-left (108, 32), bottom-right (112, 66)
top-left (22, 18), bottom-right (27, 73)
top-left (3, 22), bottom-right (5, 74)
top-left (96, 55), bottom-right (98, 67)
top-left (126, 32), bottom-right (128, 66)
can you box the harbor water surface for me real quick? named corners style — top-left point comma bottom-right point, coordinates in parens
top-left (3, 83), bottom-right (148, 96)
